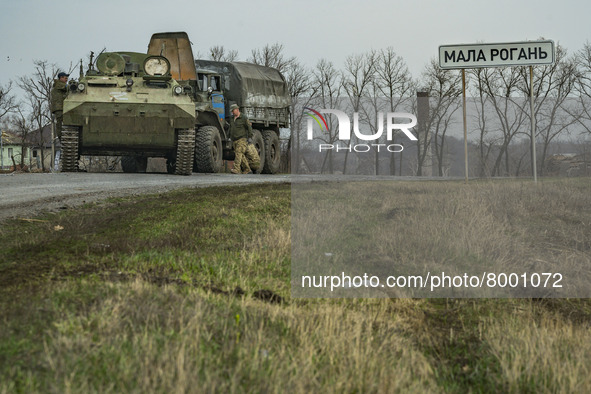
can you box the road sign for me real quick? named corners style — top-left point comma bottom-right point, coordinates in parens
top-left (439, 40), bottom-right (555, 69)
top-left (438, 40), bottom-right (555, 183)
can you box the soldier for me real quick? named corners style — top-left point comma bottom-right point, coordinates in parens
top-left (50, 72), bottom-right (69, 140)
top-left (242, 142), bottom-right (260, 174)
top-left (228, 103), bottom-right (252, 174)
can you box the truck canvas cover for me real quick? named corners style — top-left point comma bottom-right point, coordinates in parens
top-left (195, 60), bottom-right (291, 109)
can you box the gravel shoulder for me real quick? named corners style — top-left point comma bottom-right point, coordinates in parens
top-left (0, 172), bottom-right (441, 222)
top-left (0, 172), bottom-right (293, 222)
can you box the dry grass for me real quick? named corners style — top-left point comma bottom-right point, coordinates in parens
top-left (484, 306), bottom-right (591, 393)
top-left (292, 178), bottom-right (591, 297)
top-left (2, 180), bottom-right (591, 392)
top-left (3, 280), bottom-right (437, 393)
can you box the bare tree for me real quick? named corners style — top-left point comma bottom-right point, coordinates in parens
top-left (249, 43), bottom-right (310, 173)
top-left (419, 58), bottom-right (462, 176)
top-left (311, 59), bottom-right (343, 174)
top-left (17, 60), bottom-right (59, 129)
top-left (374, 48), bottom-right (413, 175)
top-left (341, 51), bottom-right (377, 174)
top-left (28, 97), bottom-right (50, 171)
top-left (469, 68), bottom-right (499, 177)
top-left (0, 83), bottom-right (20, 171)
top-left (18, 60), bottom-right (57, 111)
top-left (475, 66), bottom-right (529, 176)
top-left (360, 49), bottom-right (413, 176)
top-left (360, 75), bottom-right (387, 175)
top-left (0, 82), bottom-right (18, 124)
top-left (8, 107), bottom-right (33, 168)
top-left (208, 45), bottom-right (239, 62)
top-left (285, 59), bottom-right (315, 173)
top-left (248, 43), bottom-right (295, 73)
top-left (573, 42), bottom-right (591, 137)
top-left (17, 60), bottom-right (62, 170)
top-left (518, 44), bottom-right (579, 175)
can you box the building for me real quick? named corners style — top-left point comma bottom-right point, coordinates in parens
top-left (0, 125), bottom-right (58, 171)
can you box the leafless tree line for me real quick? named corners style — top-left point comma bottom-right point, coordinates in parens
top-left (287, 41), bottom-right (591, 176)
top-left (3, 42), bottom-right (591, 176)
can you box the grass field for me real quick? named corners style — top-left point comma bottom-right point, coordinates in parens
top-left (291, 179), bottom-right (591, 298)
top-left (1, 180), bottom-right (591, 393)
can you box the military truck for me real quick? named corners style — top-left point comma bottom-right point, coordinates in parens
top-left (61, 32), bottom-right (290, 175)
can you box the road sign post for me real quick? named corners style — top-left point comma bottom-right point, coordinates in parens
top-left (439, 40), bottom-right (555, 182)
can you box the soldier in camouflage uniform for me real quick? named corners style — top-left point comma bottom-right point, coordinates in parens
top-left (50, 72), bottom-right (69, 140)
top-left (228, 103), bottom-right (252, 174)
top-left (242, 142), bottom-right (260, 173)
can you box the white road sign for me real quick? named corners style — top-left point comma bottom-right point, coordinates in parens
top-left (439, 40), bottom-right (555, 69)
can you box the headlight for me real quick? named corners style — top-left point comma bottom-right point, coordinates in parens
top-left (77, 83), bottom-right (86, 92)
top-left (144, 56), bottom-right (171, 76)
top-left (173, 85), bottom-right (183, 95)
top-left (126, 78), bottom-right (134, 87)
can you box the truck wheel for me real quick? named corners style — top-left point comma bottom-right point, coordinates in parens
top-left (261, 130), bottom-right (281, 174)
top-left (251, 129), bottom-right (264, 174)
top-left (194, 126), bottom-right (222, 173)
top-left (60, 126), bottom-right (80, 172)
top-left (121, 156), bottom-right (148, 173)
top-left (175, 129), bottom-right (196, 175)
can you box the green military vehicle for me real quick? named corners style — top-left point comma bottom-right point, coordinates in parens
top-left (61, 32), bottom-right (290, 175)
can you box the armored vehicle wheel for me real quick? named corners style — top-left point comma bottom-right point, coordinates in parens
top-left (194, 126), bottom-right (223, 173)
top-left (121, 156), bottom-right (148, 173)
top-left (175, 128), bottom-right (195, 176)
top-left (251, 129), bottom-right (264, 174)
top-left (60, 126), bottom-right (80, 172)
top-left (261, 130), bottom-right (281, 174)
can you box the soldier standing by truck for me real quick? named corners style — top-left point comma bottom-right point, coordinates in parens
top-left (50, 72), bottom-right (69, 141)
top-left (228, 103), bottom-right (252, 174)
top-left (242, 143), bottom-right (260, 173)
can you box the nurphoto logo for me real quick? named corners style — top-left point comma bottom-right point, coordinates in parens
top-left (304, 107), bottom-right (418, 153)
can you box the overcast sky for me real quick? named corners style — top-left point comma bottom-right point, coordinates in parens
top-left (1, 0), bottom-right (589, 89)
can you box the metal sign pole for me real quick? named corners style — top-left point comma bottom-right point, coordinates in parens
top-left (462, 69), bottom-right (468, 183)
top-left (51, 115), bottom-right (56, 173)
top-left (530, 65), bottom-right (537, 183)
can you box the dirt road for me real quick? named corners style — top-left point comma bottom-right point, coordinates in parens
top-left (0, 172), bottom-right (292, 221)
top-left (0, 172), bottom-right (439, 222)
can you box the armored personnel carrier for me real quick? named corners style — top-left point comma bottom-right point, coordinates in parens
top-left (61, 32), bottom-right (290, 175)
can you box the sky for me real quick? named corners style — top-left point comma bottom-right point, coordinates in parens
top-left (1, 0), bottom-right (590, 90)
